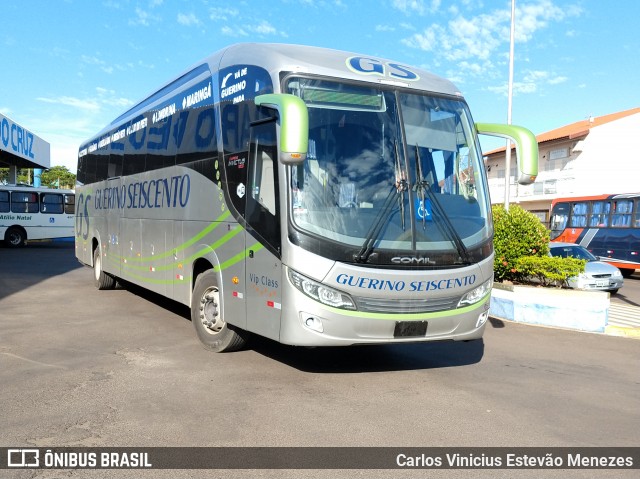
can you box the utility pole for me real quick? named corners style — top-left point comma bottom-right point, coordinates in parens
top-left (504, 0), bottom-right (516, 210)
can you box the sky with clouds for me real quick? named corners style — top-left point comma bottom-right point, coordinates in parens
top-left (1, 0), bottom-right (638, 173)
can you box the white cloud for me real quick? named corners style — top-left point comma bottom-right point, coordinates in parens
top-left (488, 69), bottom-right (569, 96)
top-left (402, 0), bottom-right (581, 85)
top-left (254, 21), bottom-right (276, 35)
top-left (392, 0), bottom-right (441, 15)
top-left (548, 76), bottom-right (568, 85)
top-left (128, 6), bottom-right (161, 26)
top-left (36, 87), bottom-right (133, 113)
top-left (177, 12), bottom-right (202, 27)
top-left (221, 20), bottom-right (286, 38)
top-left (221, 26), bottom-right (248, 37)
top-left (36, 96), bottom-right (100, 111)
top-left (81, 54), bottom-right (116, 75)
top-left (209, 7), bottom-right (239, 22)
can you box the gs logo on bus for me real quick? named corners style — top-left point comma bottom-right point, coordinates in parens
top-left (75, 192), bottom-right (91, 240)
top-left (346, 56), bottom-right (420, 82)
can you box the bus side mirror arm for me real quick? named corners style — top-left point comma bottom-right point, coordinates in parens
top-left (476, 123), bottom-right (539, 185)
top-left (255, 94), bottom-right (308, 165)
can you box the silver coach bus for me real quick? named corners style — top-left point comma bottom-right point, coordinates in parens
top-left (75, 43), bottom-right (538, 352)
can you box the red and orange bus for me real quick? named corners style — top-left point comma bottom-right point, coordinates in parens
top-left (549, 193), bottom-right (640, 277)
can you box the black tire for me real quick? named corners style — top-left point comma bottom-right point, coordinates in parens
top-left (191, 270), bottom-right (248, 352)
top-left (5, 226), bottom-right (26, 247)
top-left (620, 268), bottom-right (635, 278)
top-left (93, 247), bottom-right (116, 290)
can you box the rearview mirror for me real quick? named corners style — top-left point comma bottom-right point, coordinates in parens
top-left (476, 123), bottom-right (538, 185)
top-left (255, 94), bottom-right (309, 165)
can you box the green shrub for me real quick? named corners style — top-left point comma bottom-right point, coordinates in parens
top-left (492, 204), bottom-right (549, 281)
top-left (515, 255), bottom-right (586, 287)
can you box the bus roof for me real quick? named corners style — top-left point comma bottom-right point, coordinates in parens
top-left (216, 43), bottom-right (462, 95)
top-left (82, 43), bottom-right (464, 150)
top-left (551, 193), bottom-right (640, 205)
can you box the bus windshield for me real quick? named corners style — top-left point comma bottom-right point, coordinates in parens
top-left (286, 77), bottom-right (491, 266)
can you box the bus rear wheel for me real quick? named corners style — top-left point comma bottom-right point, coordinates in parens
top-left (5, 226), bottom-right (26, 247)
top-left (191, 270), bottom-right (248, 352)
top-left (93, 248), bottom-right (116, 290)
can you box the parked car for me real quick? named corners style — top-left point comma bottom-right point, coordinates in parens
top-left (548, 242), bottom-right (624, 294)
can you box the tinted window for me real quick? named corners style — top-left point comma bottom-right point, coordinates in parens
top-left (0, 191), bottom-right (9, 212)
top-left (11, 192), bottom-right (39, 213)
top-left (246, 120), bottom-right (280, 254)
top-left (40, 193), bottom-right (64, 214)
top-left (64, 194), bottom-right (75, 214)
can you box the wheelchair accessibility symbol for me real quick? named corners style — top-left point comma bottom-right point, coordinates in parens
top-left (414, 198), bottom-right (432, 221)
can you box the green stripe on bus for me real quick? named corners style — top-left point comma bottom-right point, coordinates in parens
top-left (111, 242), bottom-right (264, 287)
top-left (120, 210), bottom-right (231, 263)
top-left (214, 242), bottom-right (264, 272)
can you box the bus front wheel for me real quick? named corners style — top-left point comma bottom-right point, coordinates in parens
top-left (5, 226), bottom-right (26, 247)
top-left (191, 270), bottom-right (248, 352)
top-left (93, 248), bottom-right (116, 290)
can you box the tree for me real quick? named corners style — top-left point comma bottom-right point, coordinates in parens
top-left (492, 204), bottom-right (549, 281)
top-left (39, 166), bottom-right (76, 189)
top-left (492, 204), bottom-right (585, 286)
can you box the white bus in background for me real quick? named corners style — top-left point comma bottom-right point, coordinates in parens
top-left (0, 185), bottom-right (75, 247)
top-left (75, 43), bottom-right (538, 352)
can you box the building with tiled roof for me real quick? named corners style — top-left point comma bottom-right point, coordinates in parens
top-left (483, 107), bottom-right (640, 225)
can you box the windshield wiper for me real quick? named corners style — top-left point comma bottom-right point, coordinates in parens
top-left (354, 141), bottom-right (407, 264)
top-left (414, 144), bottom-right (472, 265)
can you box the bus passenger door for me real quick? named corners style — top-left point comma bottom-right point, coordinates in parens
top-left (244, 119), bottom-right (283, 342)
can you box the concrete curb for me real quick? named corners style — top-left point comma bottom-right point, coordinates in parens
top-left (490, 283), bottom-right (639, 339)
top-left (490, 283), bottom-right (609, 333)
top-left (604, 325), bottom-right (640, 339)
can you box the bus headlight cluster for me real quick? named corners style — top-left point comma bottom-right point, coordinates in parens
top-left (457, 278), bottom-right (492, 308)
top-left (288, 269), bottom-right (356, 310)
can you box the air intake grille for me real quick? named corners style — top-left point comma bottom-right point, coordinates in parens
top-left (354, 295), bottom-right (461, 313)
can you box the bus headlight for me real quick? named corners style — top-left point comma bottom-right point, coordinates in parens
top-left (457, 278), bottom-right (492, 308)
top-left (288, 269), bottom-right (356, 310)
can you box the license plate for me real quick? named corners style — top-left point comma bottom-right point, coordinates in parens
top-left (595, 280), bottom-right (608, 287)
top-left (394, 321), bottom-right (428, 337)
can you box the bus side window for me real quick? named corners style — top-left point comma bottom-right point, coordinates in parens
top-left (41, 194), bottom-right (64, 214)
top-left (11, 192), bottom-right (39, 213)
top-left (253, 151), bottom-right (276, 214)
top-left (612, 200), bottom-right (633, 227)
top-left (549, 202), bottom-right (569, 240)
top-left (64, 195), bottom-right (76, 214)
top-left (569, 202), bottom-right (587, 227)
top-left (0, 191), bottom-right (9, 213)
top-left (589, 201), bottom-right (610, 227)
top-left (246, 120), bottom-right (280, 254)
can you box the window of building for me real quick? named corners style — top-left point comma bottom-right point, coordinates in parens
top-left (549, 147), bottom-right (568, 160)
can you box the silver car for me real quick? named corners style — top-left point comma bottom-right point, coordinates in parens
top-left (549, 242), bottom-right (624, 294)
